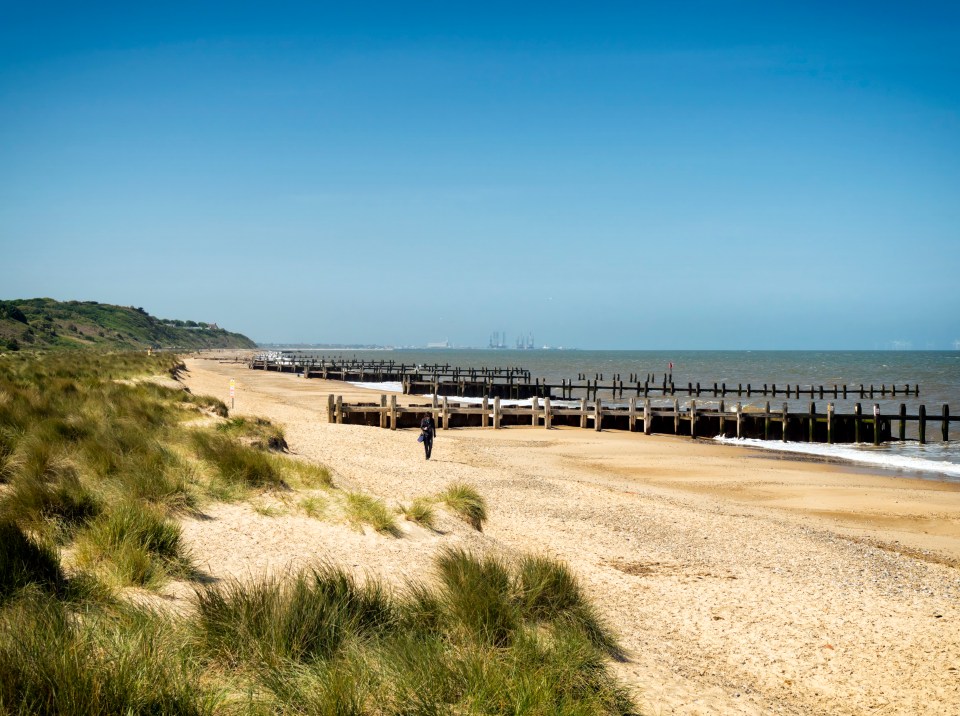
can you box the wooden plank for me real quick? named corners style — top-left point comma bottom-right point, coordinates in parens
top-left (327, 394), bottom-right (335, 423)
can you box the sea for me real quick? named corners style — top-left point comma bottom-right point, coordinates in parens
top-left (279, 349), bottom-right (960, 482)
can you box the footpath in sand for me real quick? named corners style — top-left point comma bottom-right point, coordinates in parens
top-left (178, 356), bottom-right (960, 716)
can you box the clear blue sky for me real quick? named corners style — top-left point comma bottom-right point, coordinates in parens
top-left (2, 1), bottom-right (958, 349)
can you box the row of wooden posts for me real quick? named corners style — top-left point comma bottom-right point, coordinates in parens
top-left (328, 395), bottom-right (956, 445)
top-left (252, 357), bottom-right (919, 403)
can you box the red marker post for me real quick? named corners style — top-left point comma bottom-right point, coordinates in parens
top-left (229, 379), bottom-right (235, 410)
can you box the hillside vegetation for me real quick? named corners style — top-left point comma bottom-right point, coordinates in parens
top-left (0, 298), bottom-right (256, 351)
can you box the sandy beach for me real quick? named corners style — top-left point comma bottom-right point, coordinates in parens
top-left (176, 354), bottom-right (960, 715)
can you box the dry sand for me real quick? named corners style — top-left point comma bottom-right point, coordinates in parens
top-left (173, 354), bottom-right (960, 715)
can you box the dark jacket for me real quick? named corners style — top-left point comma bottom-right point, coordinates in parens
top-left (420, 416), bottom-right (436, 438)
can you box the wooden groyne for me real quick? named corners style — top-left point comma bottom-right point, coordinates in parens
top-left (249, 356), bottom-right (919, 402)
top-left (329, 395), bottom-right (957, 446)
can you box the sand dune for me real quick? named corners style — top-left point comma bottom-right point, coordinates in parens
top-left (176, 355), bottom-right (960, 715)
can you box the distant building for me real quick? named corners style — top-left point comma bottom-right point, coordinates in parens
top-left (427, 339), bottom-right (450, 348)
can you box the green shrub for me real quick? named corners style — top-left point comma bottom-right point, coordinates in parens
top-left (438, 482), bottom-right (487, 531)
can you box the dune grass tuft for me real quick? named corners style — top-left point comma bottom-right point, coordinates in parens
top-left (0, 594), bottom-right (220, 715)
top-left (0, 521), bottom-right (65, 604)
top-left (344, 492), bottom-right (400, 536)
top-left (193, 565), bottom-right (393, 668)
top-left (438, 482), bottom-right (488, 531)
top-left (399, 498), bottom-right (436, 529)
top-left (216, 416), bottom-right (287, 451)
top-left (190, 431), bottom-right (284, 490)
top-left (73, 502), bottom-right (192, 588)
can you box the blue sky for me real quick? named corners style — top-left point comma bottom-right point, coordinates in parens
top-left (1, 2), bottom-right (958, 348)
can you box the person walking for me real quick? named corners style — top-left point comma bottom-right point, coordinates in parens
top-left (419, 412), bottom-right (436, 460)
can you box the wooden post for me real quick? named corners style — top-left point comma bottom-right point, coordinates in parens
top-left (380, 395), bottom-right (387, 429)
top-left (327, 394), bottom-right (335, 423)
top-left (643, 398), bottom-right (652, 435)
top-left (628, 397), bottom-right (637, 432)
top-left (898, 403), bottom-right (906, 440)
top-left (808, 401), bottom-right (816, 443)
top-left (764, 401), bottom-right (771, 440)
top-left (943, 404), bottom-right (950, 442)
top-left (827, 403), bottom-right (834, 444)
top-left (494, 397), bottom-right (501, 429)
top-left (673, 399), bottom-right (680, 434)
top-left (544, 397), bottom-right (552, 429)
top-left (736, 402), bottom-right (743, 439)
top-left (595, 398), bottom-right (603, 431)
top-left (580, 398), bottom-right (587, 429)
top-left (782, 402), bottom-right (789, 442)
top-left (873, 404), bottom-right (881, 446)
top-left (531, 396), bottom-right (539, 427)
top-left (442, 396), bottom-right (449, 430)
top-left (718, 399), bottom-right (726, 436)
top-left (690, 400), bottom-right (697, 439)
top-left (919, 404), bottom-right (926, 444)
top-left (389, 395), bottom-right (397, 431)
top-left (482, 397), bottom-right (489, 428)
top-left (335, 396), bottom-right (343, 425)
top-left (854, 403), bottom-right (862, 443)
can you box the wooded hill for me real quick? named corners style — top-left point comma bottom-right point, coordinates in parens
top-left (0, 298), bottom-right (256, 351)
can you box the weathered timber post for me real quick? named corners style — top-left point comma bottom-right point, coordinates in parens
top-left (782, 402), bottom-right (789, 442)
top-left (809, 402), bottom-right (816, 443)
top-left (628, 397), bottom-right (637, 432)
top-left (718, 400), bottom-right (726, 436)
top-left (713, 382), bottom-right (719, 396)
top-left (764, 401), bottom-right (771, 440)
top-left (482, 397), bottom-right (489, 428)
top-left (335, 396), bottom-right (343, 425)
top-left (493, 397), bottom-right (501, 429)
top-left (843, 385), bottom-right (848, 399)
top-left (544, 397), bottom-right (552, 429)
top-left (873, 404), bottom-right (881, 446)
top-left (747, 384), bottom-right (752, 397)
top-left (690, 400), bottom-right (697, 438)
top-left (380, 395), bottom-right (387, 429)
top-left (854, 403), bottom-right (862, 443)
top-left (327, 394), bottom-right (335, 423)
top-left (943, 404), bottom-right (950, 442)
top-left (898, 404), bottom-right (906, 440)
top-left (819, 385), bottom-right (824, 399)
top-left (736, 402), bottom-right (743, 439)
top-left (772, 384), bottom-right (777, 396)
top-left (442, 397), bottom-right (449, 430)
top-left (432, 392), bottom-right (439, 409)
top-left (919, 404), bottom-right (927, 444)
top-left (389, 395), bottom-right (397, 431)
top-left (643, 398), bottom-right (652, 435)
top-left (531, 396), bottom-right (539, 427)
top-left (859, 384), bottom-right (865, 399)
top-left (825, 403), bottom-right (834, 443)
top-left (580, 398), bottom-right (588, 429)
top-left (674, 399), bottom-right (681, 434)
top-left (595, 398), bottom-right (603, 432)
